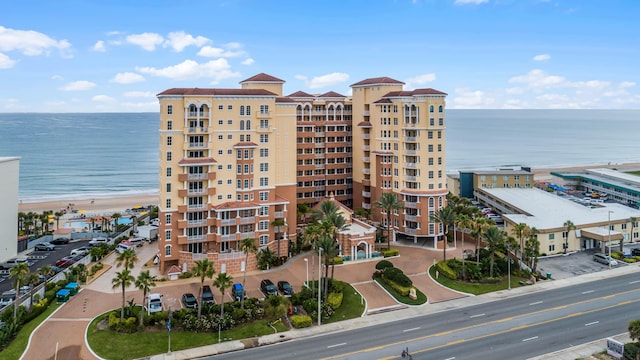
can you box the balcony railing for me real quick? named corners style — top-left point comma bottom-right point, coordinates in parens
top-left (221, 234), bottom-right (236, 241)
top-left (188, 219), bottom-right (206, 226)
top-left (188, 142), bottom-right (205, 148)
top-left (315, 132), bottom-right (325, 137)
top-left (239, 216), bottom-right (256, 224)
top-left (274, 211), bottom-right (284, 218)
top-left (239, 231), bottom-right (255, 239)
top-left (406, 176), bottom-right (417, 182)
top-left (363, 168), bottom-right (370, 174)
top-left (187, 235), bottom-right (206, 242)
top-left (362, 191), bottom-right (371, 197)
top-left (188, 204), bottom-right (206, 210)
top-left (188, 127), bottom-right (207, 133)
top-left (188, 173), bottom-right (207, 180)
top-left (362, 157), bottom-right (370, 162)
top-left (188, 111), bottom-right (208, 117)
top-left (362, 202), bottom-right (371, 209)
top-left (221, 218), bottom-right (236, 225)
top-left (406, 163), bottom-right (417, 169)
top-left (362, 110), bottom-right (370, 116)
top-left (362, 133), bottom-right (370, 139)
top-left (362, 145), bottom-right (370, 151)
top-left (188, 189), bottom-right (206, 195)
top-left (405, 149), bottom-right (416, 155)
top-left (405, 202), bottom-right (417, 209)
top-left (405, 137), bottom-right (417, 142)
top-left (219, 250), bottom-right (245, 260)
top-left (405, 228), bottom-right (417, 235)
top-left (405, 215), bottom-right (417, 222)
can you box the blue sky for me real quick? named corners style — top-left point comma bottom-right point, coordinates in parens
top-left (1, 0), bottom-right (639, 112)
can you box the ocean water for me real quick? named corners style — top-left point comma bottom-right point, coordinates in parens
top-left (0, 110), bottom-right (638, 201)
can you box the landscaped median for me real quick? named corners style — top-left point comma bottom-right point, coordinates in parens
top-left (429, 258), bottom-right (531, 295)
top-left (372, 260), bottom-right (427, 306)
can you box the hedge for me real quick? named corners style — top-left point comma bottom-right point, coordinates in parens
top-left (327, 292), bottom-right (343, 310)
top-left (108, 312), bottom-right (138, 333)
top-left (381, 278), bottom-right (412, 296)
top-left (382, 248), bottom-right (399, 257)
top-left (291, 315), bottom-right (312, 328)
top-left (329, 256), bottom-right (343, 265)
top-left (375, 260), bottom-right (394, 272)
top-left (435, 261), bottom-right (458, 280)
top-left (383, 267), bottom-right (412, 287)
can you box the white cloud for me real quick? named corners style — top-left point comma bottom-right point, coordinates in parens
top-left (0, 52), bottom-right (17, 69)
top-left (123, 91), bottom-right (155, 98)
top-left (111, 72), bottom-right (145, 84)
top-left (405, 73), bottom-right (436, 89)
top-left (533, 54), bottom-right (550, 62)
top-left (509, 69), bottom-right (568, 88)
top-left (451, 87), bottom-right (497, 108)
top-left (120, 101), bottom-right (159, 111)
top-left (455, 0), bottom-right (488, 5)
top-left (164, 31), bottom-right (210, 52)
top-left (0, 25), bottom-right (71, 56)
top-left (51, 75), bottom-right (64, 80)
top-left (92, 95), bottom-right (115, 102)
top-left (92, 40), bottom-right (106, 52)
top-left (197, 45), bottom-right (246, 58)
top-left (126, 32), bottom-right (164, 51)
top-left (296, 72), bottom-right (350, 89)
top-left (136, 59), bottom-right (241, 83)
top-left (241, 58), bottom-right (254, 65)
top-left (59, 80), bottom-right (96, 91)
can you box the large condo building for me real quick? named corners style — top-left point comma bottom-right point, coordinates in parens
top-left (156, 73), bottom-right (448, 274)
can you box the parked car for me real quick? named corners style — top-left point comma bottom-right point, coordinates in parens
top-left (116, 243), bottom-right (135, 254)
top-left (277, 281), bottom-right (293, 297)
top-left (201, 285), bottom-right (215, 305)
top-left (0, 258), bottom-right (29, 270)
top-left (34, 242), bottom-right (56, 251)
top-left (146, 293), bottom-right (163, 315)
top-left (0, 296), bottom-right (12, 307)
top-left (56, 256), bottom-right (77, 268)
top-left (182, 293), bottom-right (198, 309)
top-left (260, 279), bottom-right (278, 296)
top-left (50, 238), bottom-right (70, 245)
top-left (70, 246), bottom-right (91, 256)
top-left (127, 237), bottom-right (145, 247)
top-left (89, 237), bottom-right (110, 246)
top-left (593, 253), bottom-right (618, 266)
top-left (231, 283), bottom-right (247, 301)
top-left (632, 248), bottom-right (640, 257)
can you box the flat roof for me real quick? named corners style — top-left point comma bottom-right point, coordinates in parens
top-left (483, 188), bottom-right (640, 230)
top-left (0, 156), bottom-right (20, 163)
top-left (551, 168), bottom-right (640, 195)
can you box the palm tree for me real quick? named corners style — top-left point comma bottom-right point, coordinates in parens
top-left (239, 237), bottom-right (257, 309)
top-left (624, 216), bottom-right (637, 252)
top-left (456, 214), bottom-right (472, 279)
top-left (297, 203), bottom-right (312, 223)
top-left (563, 220), bottom-right (575, 254)
top-left (374, 193), bottom-right (403, 250)
top-left (471, 216), bottom-right (490, 263)
top-left (116, 248), bottom-right (139, 270)
top-left (213, 272), bottom-right (233, 335)
top-left (135, 270), bottom-right (157, 326)
top-left (192, 259), bottom-right (215, 319)
top-left (9, 262), bottom-right (30, 321)
top-left (524, 227), bottom-right (540, 272)
top-left (629, 319), bottom-right (640, 342)
top-left (38, 264), bottom-right (54, 289)
top-left (511, 223), bottom-right (530, 259)
top-left (18, 211), bottom-right (26, 234)
top-left (430, 206), bottom-right (456, 261)
top-left (481, 226), bottom-right (505, 277)
top-left (271, 218), bottom-right (286, 257)
top-left (317, 234), bottom-right (339, 301)
top-left (112, 212), bottom-right (122, 233)
top-left (112, 269), bottom-right (135, 321)
top-left (54, 211), bottom-right (64, 230)
top-left (26, 273), bottom-right (40, 312)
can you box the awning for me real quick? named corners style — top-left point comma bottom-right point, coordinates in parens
top-left (78, 209), bottom-right (86, 213)
top-left (581, 228), bottom-right (623, 242)
top-left (133, 205), bottom-right (143, 209)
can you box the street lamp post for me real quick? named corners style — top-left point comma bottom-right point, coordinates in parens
top-left (608, 210), bottom-right (613, 269)
top-left (304, 258), bottom-right (309, 288)
top-left (318, 247), bottom-right (322, 326)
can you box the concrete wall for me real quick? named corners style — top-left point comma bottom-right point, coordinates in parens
top-left (0, 157), bottom-right (19, 263)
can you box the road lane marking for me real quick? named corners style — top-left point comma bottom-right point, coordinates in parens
top-left (630, 280), bottom-right (640, 284)
top-left (444, 357), bottom-right (456, 360)
top-left (522, 336), bottom-right (539, 342)
top-left (403, 327), bottom-right (420, 333)
top-left (469, 313), bottom-right (485, 318)
top-left (582, 290), bottom-right (595, 294)
top-left (529, 301), bottom-right (543, 305)
top-left (328, 343), bottom-right (346, 349)
top-left (585, 321), bottom-right (599, 326)
top-left (326, 291), bottom-right (640, 360)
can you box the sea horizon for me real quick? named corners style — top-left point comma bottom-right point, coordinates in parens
top-left (2, 109), bottom-right (639, 202)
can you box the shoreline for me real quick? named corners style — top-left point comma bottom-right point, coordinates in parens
top-left (17, 162), bottom-right (640, 214)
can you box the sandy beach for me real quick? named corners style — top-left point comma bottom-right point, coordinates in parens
top-left (17, 162), bottom-right (640, 215)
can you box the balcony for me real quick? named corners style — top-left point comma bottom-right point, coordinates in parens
top-left (256, 126), bottom-right (272, 133)
top-left (406, 176), bottom-right (417, 182)
top-left (188, 204), bottom-right (206, 210)
top-left (221, 218), bottom-right (236, 225)
top-left (188, 219), bottom-right (206, 226)
top-left (362, 156), bottom-right (370, 162)
top-left (188, 142), bottom-right (206, 149)
top-left (315, 143), bottom-right (325, 148)
top-left (405, 202), bottom-right (417, 209)
top-left (405, 149), bottom-right (416, 155)
top-left (315, 153), bottom-right (324, 159)
top-left (239, 231), bottom-right (255, 240)
top-left (188, 127), bottom-right (207, 133)
top-left (362, 110), bottom-right (370, 116)
top-left (405, 228), bottom-right (417, 235)
top-left (362, 145), bottom-right (370, 151)
top-left (315, 186), bottom-right (325, 191)
top-left (275, 211), bottom-right (284, 218)
top-left (315, 132), bottom-right (325, 137)
top-left (362, 202), bottom-right (371, 210)
top-left (405, 137), bottom-right (417, 143)
top-left (188, 188), bottom-right (206, 195)
top-left (219, 250), bottom-right (246, 260)
top-left (259, 110), bottom-right (271, 117)
top-left (405, 215), bottom-right (417, 222)
top-left (187, 234), bottom-right (206, 242)
top-left (221, 234), bottom-right (236, 241)
top-left (188, 111), bottom-right (208, 118)
top-left (362, 191), bottom-right (371, 197)
top-left (406, 163), bottom-right (417, 169)
top-left (315, 164), bottom-right (325, 169)
top-left (363, 168), bottom-right (370, 175)
top-left (239, 216), bottom-right (256, 224)
top-left (362, 133), bottom-right (370, 139)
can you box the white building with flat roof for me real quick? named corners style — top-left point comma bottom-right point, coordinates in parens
top-left (0, 157), bottom-right (19, 263)
top-left (476, 188), bottom-right (640, 255)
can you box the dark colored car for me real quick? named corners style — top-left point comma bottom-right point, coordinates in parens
top-left (34, 242), bottom-right (56, 251)
top-left (182, 293), bottom-right (198, 309)
top-left (201, 285), bottom-right (215, 305)
top-left (277, 281), bottom-right (293, 297)
top-left (632, 248), bottom-right (640, 257)
top-left (260, 279), bottom-right (277, 296)
top-left (231, 283), bottom-right (246, 301)
top-left (50, 238), bottom-right (70, 245)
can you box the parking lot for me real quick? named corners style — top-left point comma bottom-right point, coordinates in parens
top-left (537, 248), bottom-right (630, 280)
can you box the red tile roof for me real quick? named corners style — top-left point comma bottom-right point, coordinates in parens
top-left (357, 121), bottom-right (372, 127)
top-left (177, 157), bottom-right (217, 165)
top-left (167, 265), bottom-right (182, 275)
top-left (373, 98), bottom-right (392, 104)
top-left (383, 89), bottom-right (447, 97)
top-left (240, 73), bottom-right (285, 83)
top-left (318, 91), bottom-right (346, 98)
top-left (213, 201), bottom-right (261, 210)
top-left (233, 142), bottom-right (259, 147)
top-left (157, 88), bottom-right (277, 96)
top-left (351, 77), bottom-right (404, 87)
top-left (372, 150), bottom-right (394, 155)
top-left (276, 97), bottom-right (296, 103)
top-left (287, 91), bottom-right (315, 97)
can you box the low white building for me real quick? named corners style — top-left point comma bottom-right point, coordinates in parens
top-left (476, 188), bottom-right (640, 255)
top-left (0, 157), bottom-right (20, 263)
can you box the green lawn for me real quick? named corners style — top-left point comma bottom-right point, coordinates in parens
top-left (428, 265), bottom-right (529, 295)
top-left (373, 278), bottom-right (428, 305)
top-left (87, 313), bottom-right (288, 360)
top-left (626, 171), bottom-right (640, 177)
top-left (324, 282), bottom-right (366, 323)
top-left (2, 302), bottom-right (62, 360)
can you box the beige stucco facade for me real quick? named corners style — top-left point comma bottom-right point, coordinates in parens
top-left (0, 157), bottom-right (19, 263)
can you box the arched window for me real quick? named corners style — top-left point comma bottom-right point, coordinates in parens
top-left (246, 120), bottom-right (251, 130)
top-left (165, 245), bottom-right (171, 256)
top-left (428, 197), bottom-right (434, 207)
top-left (240, 120), bottom-right (245, 130)
top-left (190, 105), bottom-right (197, 114)
top-left (429, 105), bottom-right (434, 113)
top-left (240, 106), bottom-right (245, 116)
top-left (246, 105), bottom-right (251, 115)
top-left (438, 105), bottom-right (443, 112)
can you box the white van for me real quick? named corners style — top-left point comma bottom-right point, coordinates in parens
top-left (147, 293), bottom-right (163, 314)
top-left (115, 243), bottom-right (135, 254)
top-left (593, 253), bottom-right (617, 266)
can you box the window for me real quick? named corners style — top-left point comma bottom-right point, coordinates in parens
top-left (165, 245), bottom-right (171, 256)
top-left (228, 105), bottom-right (233, 110)
top-left (549, 244), bottom-right (555, 252)
top-left (166, 167), bottom-right (172, 177)
top-left (260, 148), bottom-right (269, 157)
top-left (165, 199), bottom-right (171, 208)
top-left (246, 120), bottom-right (251, 130)
top-left (228, 134), bottom-right (233, 140)
top-left (260, 191), bottom-right (268, 201)
top-left (260, 134), bottom-right (269, 143)
top-left (240, 120), bottom-right (245, 130)
top-left (218, 149), bottom-right (223, 155)
top-left (260, 235), bottom-right (268, 246)
top-left (165, 214), bottom-right (171, 225)
top-left (260, 177), bottom-right (269, 186)
top-left (246, 106), bottom-right (251, 115)
top-left (260, 119), bottom-right (269, 129)
top-left (166, 183), bottom-right (171, 192)
top-left (228, 119), bottom-right (233, 125)
top-left (549, 233), bottom-right (555, 240)
top-left (166, 151), bottom-right (172, 161)
top-left (240, 106), bottom-right (245, 116)
top-left (167, 120), bottom-right (172, 130)
top-left (429, 105), bottom-right (434, 113)
top-left (260, 163), bottom-right (268, 172)
top-left (167, 136), bottom-right (172, 146)
top-left (218, 104), bottom-right (223, 110)
top-left (218, 119), bottom-right (223, 125)
top-left (167, 105), bottom-right (172, 115)
top-left (259, 221), bottom-right (269, 230)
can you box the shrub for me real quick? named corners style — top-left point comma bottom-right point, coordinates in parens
top-left (435, 261), bottom-right (458, 280)
top-left (108, 312), bottom-right (138, 333)
top-left (290, 315), bottom-right (312, 328)
top-left (382, 248), bottom-right (399, 257)
top-left (383, 267), bottom-right (412, 287)
top-left (329, 256), bottom-right (343, 265)
top-left (375, 260), bottom-right (394, 272)
top-left (623, 257), bottom-right (637, 263)
top-left (382, 279), bottom-right (412, 296)
top-left (180, 271), bottom-right (192, 279)
top-left (327, 292), bottom-right (343, 310)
